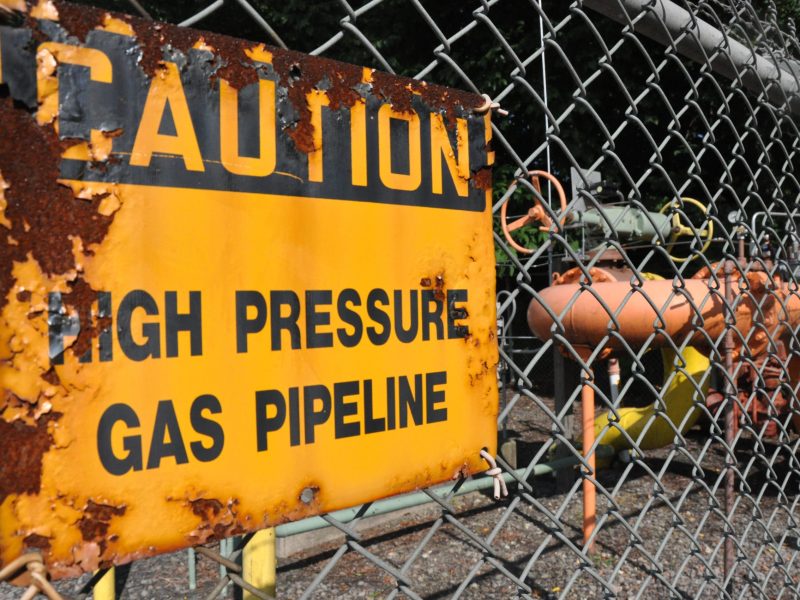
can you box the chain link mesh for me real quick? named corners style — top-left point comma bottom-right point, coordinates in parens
top-left (5, 0), bottom-right (800, 597)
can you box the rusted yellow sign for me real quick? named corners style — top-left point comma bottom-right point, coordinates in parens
top-left (0, 1), bottom-right (497, 577)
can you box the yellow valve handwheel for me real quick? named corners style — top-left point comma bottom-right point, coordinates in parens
top-left (658, 196), bottom-right (714, 263)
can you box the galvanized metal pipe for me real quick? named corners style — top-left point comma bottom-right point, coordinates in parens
top-left (583, 0), bottom-right (800, 112)
top-left (607, 358), bottom-right (620, 404)
top-left (274, 447), bottom-right (614, 538)
top-left (188, 548), bottom-right (197, 591)
top-left (185, 448), bottom-right (614, 589)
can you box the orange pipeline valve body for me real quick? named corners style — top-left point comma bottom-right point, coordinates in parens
top-left (529, 265), bottom-right (800, 436)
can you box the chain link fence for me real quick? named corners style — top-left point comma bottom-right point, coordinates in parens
top-left (4, 0), bottom-right (800, 597)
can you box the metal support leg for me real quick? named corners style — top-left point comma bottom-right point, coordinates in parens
top-left (93, 567), bottom-right (115, 600)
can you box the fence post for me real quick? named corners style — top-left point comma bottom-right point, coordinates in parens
top-left (551, 253), bottom-right (576, 493)
top-left (187, 548), bottom-right (197, 590)
top-left (723, 259), bottom-right (736, 594)
top-left (243, 528), bottom-right (276, 598)
top-left (93, 567), bottom-right (115, 600)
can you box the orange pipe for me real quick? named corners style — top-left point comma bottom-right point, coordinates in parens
top-left (530, 270), bottom-right (800, 553)
top-left (528, 275), bottom-right (800, 358)
top-left (581, 372), bottom-right (596, 553)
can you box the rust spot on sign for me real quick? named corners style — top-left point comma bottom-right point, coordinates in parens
top-left (371, 70), bottom-right (483, 127)
top-left (185, 497), bottom-right (247, 545)
top-left (472, 167), bottom-right (492, 191)
top-left (0, 413), bottom-right (58, 503)
top-left (60, 277), bottom-right (104, 358)
top-left (40, 366), bottom-right (60, 386)
top-left (452, 462), bottom-right (471, 480)
top-left (127, 21), bottom-right (198, 79)
top-left (0, 97), bottom-right (114, 350)
top-left (434, 275), bottom-right (445, 301)
top-left (420, 274), bottom-right (446, 301)
top-left (271, 52), bottom-right (363, 155)
top-left (122, 6), bottom-right (259, 89)
top-left (189, 497), bottom-right (223, 519)
top-left (23, 533), bottom-right (51, 553)
top-left (77, 501), bottom-right (126, 541)
top-left (49, 1), bottom-right (103, 41)
top-left (209, 37), bottom-right (260, 90)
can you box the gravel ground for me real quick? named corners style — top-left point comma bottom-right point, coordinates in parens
top-left (2, 391), bottom-right (799, 599)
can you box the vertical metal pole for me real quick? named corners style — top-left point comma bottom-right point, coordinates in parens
top-left (230, 536), bottom-right (243, 597)
top-left (243, 528), bottom-right (276, 599)
top-left (581, 368), bottom-right (596, 553)
top-left (188, 548), bottom-right (197, 590)
top-left (551, 253), bottom-right (575, 492)
top-left (723, 259), bottom-right (736, 595)
top-left (537, 0), bottom-right (551, 203)
top-left (607, 358), bottom-right (620, 403)
top-left (220, 538), bottom-right (228, 580)
top-left (93, 567), bottom-right (115, 600)
top-left (553, 352), bottom-right (577, 491)
top-left (738, 229), bottom-right (746, 266)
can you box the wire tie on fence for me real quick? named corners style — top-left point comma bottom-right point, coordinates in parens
top-left (0, 552), bottom-right (63, 600)
top-left (479, 449), bottom-right (508, 500)
top-left (474, 93), bottom-right (509, 116)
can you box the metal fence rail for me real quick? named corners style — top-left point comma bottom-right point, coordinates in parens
top-left (5, 0), bottom-right (800, 597)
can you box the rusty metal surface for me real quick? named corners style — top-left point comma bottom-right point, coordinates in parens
top-left (0, 0), bottom-right (497, 579)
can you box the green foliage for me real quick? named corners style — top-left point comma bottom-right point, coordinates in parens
top-left (762, 0), bottom-right (800, 25)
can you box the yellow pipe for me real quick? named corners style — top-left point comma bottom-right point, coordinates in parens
top-left (243, 528), bottom-right (276, 599)
top-left (594, 346), bottom-right (710, 451)
top-left (536, 271), bottom-right (712, 453)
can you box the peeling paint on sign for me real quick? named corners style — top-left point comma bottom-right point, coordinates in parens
top-left (0, 0), bottom-right (497, 579)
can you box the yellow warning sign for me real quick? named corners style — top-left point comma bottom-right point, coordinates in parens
top-left (0, 1), bottom-right (497, 577)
